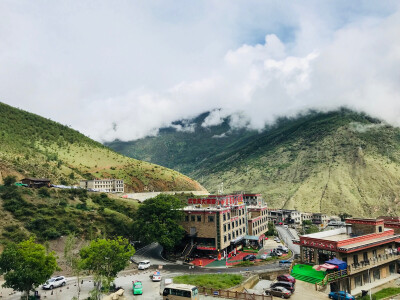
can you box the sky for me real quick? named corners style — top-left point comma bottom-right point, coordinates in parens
top-left (1, 1), bottom-right (400, 142)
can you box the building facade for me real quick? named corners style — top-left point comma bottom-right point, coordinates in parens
top-left (294, 218), bottom-right (400, 294)
top-left (181, 193), bottom-right (268, 258)
top-left (79, 179), bottom-right (124, 193)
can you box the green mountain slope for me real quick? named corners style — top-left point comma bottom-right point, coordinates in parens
top-left (0, 102), bottom-right (205, 192)
top-left (107, 109), bottom-right (400, 217)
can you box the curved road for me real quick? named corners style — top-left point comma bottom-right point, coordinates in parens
top-left (276, 226), bottom-right (300, 255)
top-left (132, 241), bottom-right (291, 274)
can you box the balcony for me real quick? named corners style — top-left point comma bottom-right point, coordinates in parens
top-left (348, 253), bottom-right (399, 274)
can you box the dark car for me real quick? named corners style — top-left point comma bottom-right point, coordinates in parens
top-left (243, 255), bottom-right (257, 261)
top-left (265, 286), bottom-right (291, 298)
top-left (270, 281), bottom-right (295, 293)
top-left (277, 274), bottom-right (296, 284)
top-left (328, 291), bottom-right (355, 300)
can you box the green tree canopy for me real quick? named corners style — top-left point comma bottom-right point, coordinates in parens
top-left (80, 237), bottom-right (135, 299)
top-left (0, 238), bottom-right (58, 299)
top-left (3, 175), bottom-right (16, 186)
top-left (133, 194), bottom-right (185, 251)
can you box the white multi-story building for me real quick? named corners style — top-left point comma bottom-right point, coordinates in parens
top-left (80, 179), bottom-right (124, 193)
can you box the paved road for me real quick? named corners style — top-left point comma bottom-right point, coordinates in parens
top-left (132, 242), bottom-right (171, 266)
top-left (276, 226), bottom-right (300, 255)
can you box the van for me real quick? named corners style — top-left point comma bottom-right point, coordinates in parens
top-left (138, 260), bottom-right (151, 270)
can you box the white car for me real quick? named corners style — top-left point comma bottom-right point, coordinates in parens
top-left (260, 254), bottom-right (269, 260)
top-left (138, 260), bottom-right (151, 270)
top-left (42, 276), bottom-right (66, 289)
top-left (277, 245), bottom-right (289, 253)
top-left (152, 271), bottom-right (161, 281)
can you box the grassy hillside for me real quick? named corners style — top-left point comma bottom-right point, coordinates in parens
top-left (0, 184), bottom-right (138, 244)
top-left (0, 102), bottom-right (205, 192)
top-left (108, 109), bottom-right (400, 217)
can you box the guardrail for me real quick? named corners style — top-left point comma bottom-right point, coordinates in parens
top-left (198, 287), bottom-right (272, 299)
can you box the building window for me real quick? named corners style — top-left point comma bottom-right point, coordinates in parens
top-left (191, 215), bottom-right (195, 222)
top-left (197, 215), bottom-right (201, 222)
top-left (355, 275), bottom-right (362, 288)
top-left (185, 216), bottom-right (189, 222)
top-left (208, 216), bottom-right (214, 222)
top-left (223, 214), bottom-right (226, 221)
top-left (224, 224), bottom-right (226, 232)
top-left (363, 252), bottom-right (368, 262)
top-left (353, 254), bottom-right (358, 265)
top-left (228, 234), bottom-right (231, 240)
top-left (228, 224), bottom-right (230, 230)
top-left (373, 269), bottom-right (380, 281)
top-left (224, 236), bottom-right (227, 242)
top-left (373, 249), bottom-right (377, 258)
top-left (379, 226), bottom-right (383, 232)
top-left (390, 263), bottom-right (396, 274)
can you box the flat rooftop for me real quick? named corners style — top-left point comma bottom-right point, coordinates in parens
top-left (339, 234), bottom-right (400, 251)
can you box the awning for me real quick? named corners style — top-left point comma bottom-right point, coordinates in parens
top-left (244, 235), bottom-right (259, 241)
top-left (325, 258), bottom-right (347, 270)
top-left (230, 236), bottom-right (244, 245)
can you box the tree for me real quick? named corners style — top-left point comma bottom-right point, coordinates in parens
top-left (266, 222), bottom-right (277, 236)
top-left (133, 194), bottom-right (185, 251)
top-left (3, 175), bottom-right (16, 186)
top-left (64, 234), bottom-right (83, 300)
top-left (79, 237), bottom-right (135, 300)
top-left (0, 238), bottom-right (58, 299)
top-left (339, 213), bottom-right (352, 221)
top-left (305, 224), bottom-right (320, 234)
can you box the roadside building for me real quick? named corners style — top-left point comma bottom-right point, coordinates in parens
top-left (268, 209), bottom-right (285, 224)
top-left (21, 177), bottom-right (51, 188)
top-left (79, 179), bottom-right (124, 193)
top-left (282, 210), bottom-right (302, 225)
top-left (181, 193), bottom-right (269, 259)
top-left (301, 212), bottom-right (313, 223)
top-left (293, 218), bottom-right (400, 295)
top-left (312, 213), bottom-right (330, 226)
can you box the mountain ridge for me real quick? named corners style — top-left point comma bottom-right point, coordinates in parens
top-left (0, 102), bottom-right (205, 193)
top-left (107, 109), bottom-right (400, 217)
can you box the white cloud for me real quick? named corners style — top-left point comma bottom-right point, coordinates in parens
top-left (0, 1), bottom-right (400, 141)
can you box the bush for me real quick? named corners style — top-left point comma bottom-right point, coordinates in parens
top-left (38, 187), bottom-right (50, 198)
top-left (3, 175), bottom-right (16, 186)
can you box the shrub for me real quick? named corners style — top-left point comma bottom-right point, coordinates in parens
top-left (38, 188), bottom-right (50, 198)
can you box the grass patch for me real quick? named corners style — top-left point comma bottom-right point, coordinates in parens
top-left (173, 274), bottom-right (243, 289)
top-left (235, 261), bottom-right (255, 267)
top-left (372, 287), bottom-right (400, 300)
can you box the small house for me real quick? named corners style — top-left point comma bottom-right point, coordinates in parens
top-left (21, 177), bottom-right (51, 188)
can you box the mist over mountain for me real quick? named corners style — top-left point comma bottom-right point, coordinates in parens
top-left (107, 109), bottom-right (400, 217)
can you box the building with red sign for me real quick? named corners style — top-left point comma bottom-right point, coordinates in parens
top-left (293, 218), bottom-right (400, 294)
top-left (181, 194), bottom-right (268, 259)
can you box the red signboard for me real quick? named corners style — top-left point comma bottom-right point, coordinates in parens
top-left (197, 246), bottom-right (216, 251)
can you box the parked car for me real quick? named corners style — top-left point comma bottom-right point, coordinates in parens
top-left (270, 281), bottom-right (295, 293)
top-left (274, 237), bottom-right (280, 242)
top-left (132, 281), bottom-right (143, 295)
top-left (152, 271), bottom-right (161, 282)
top-left (277, 245), bottom-right (289, 253)
top-left (279, 260), bottom-right (292, 267)
top-left (271, 249), bottom-right (283, 256)
top-left (243, 255), bottom-right (257, 261)
top-left (42, 276), bottom-right (66, 290)
top-left (328, 291), bottom-right (355, 300)
top-left (265, 286), bottom-right (291, 298)
top-left (138, 260), bottom-right (151, 270)
top-left (260, 254), bottom-right (268, 260)
top-left (277, 274), bottom-right (296, 284)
